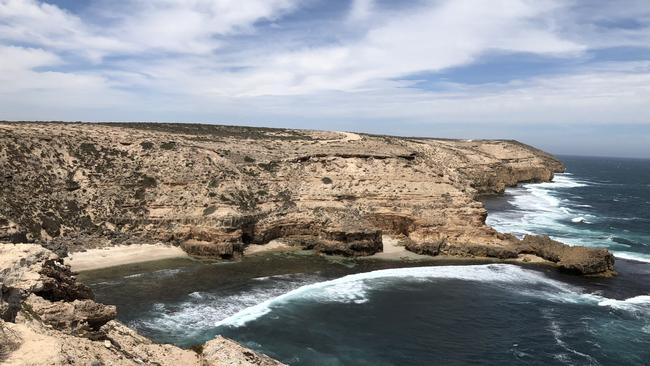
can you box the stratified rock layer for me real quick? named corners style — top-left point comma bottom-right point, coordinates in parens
top-left (0, 122), bottom-right (613, 275)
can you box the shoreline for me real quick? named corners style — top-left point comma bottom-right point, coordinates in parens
top-left (65, 243), bottom-right (189, 272)
top-left (64, 236), bottom-right (556, 273)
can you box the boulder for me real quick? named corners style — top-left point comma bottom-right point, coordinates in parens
top-left (202, 336), bottom-right (287, 366)
top-left (23, 294), bottom-right (116, 337)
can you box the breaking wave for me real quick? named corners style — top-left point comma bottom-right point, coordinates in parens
top-left (486, 173), bottom-right (650, 263)
top-left (130, 272), bottom-right (321, 340)
top-left (213, 264), bottom-right (648, 329)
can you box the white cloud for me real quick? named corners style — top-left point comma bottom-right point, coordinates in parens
top-left (0, 44), bottom-right (60, 70)
top-left (348, 0), bottom-right (373, 22)
top-left (0, 0), bottom-right (298, 59)
top-left (0, 0), bottom-right (129, 61)
top-left (175, 0), bottom-right (585, 96)
top-left (0, 0), bottom-right (649, 153)
top-left (102, 0), bottom-right (299, 54)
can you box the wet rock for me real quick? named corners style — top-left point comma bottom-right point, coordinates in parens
top-left (516, 235), bottom-right (615, 275)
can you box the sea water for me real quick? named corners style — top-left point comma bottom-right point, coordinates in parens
top-left (483, 155), bottom-right (650, 263)
top-left (82, 155), bottom-right (650, 365)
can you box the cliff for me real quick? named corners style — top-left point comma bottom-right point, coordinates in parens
top-left (0, 122), bottom-right (613, 275)
top-left (0, 243), bottom-right (285, 365)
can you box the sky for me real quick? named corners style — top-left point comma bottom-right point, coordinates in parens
top-left (1, 0), bottom-right (649, 158)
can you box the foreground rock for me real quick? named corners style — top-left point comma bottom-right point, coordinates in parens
top-left (0, 243), bottom-right (285, 365)
top-left (0, 122), bottom-right (613, 275)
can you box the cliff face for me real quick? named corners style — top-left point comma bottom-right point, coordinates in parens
top-left (0, 243), bottom-right (285, 366)
top-left (0, 122), bottom-right (612, 275)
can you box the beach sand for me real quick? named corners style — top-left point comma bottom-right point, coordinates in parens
top-left (65, 244), bottom-right (189, 272)
top-left (244, 239), bottom-right (299, 256)
top-left (366, 236), bottom-right (433, 261)
top-left (65, 238), bottom-right (551, 272)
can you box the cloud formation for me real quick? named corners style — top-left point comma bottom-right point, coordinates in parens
top-left (0, 0), bottom-right (649, 156)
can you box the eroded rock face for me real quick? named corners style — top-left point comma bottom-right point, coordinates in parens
top-left (517, 235), bottom-right (615, 275)
top-left (23, 294), bottom-right (116, 338)
top-left (0, 244), bottom-right (285, 365)
top-left (0, 244), bottom-right (92, 322)
top-left (0, 123), bottom-right (613, 275)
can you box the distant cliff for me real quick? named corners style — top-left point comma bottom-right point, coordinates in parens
top-left (0, 122), bottom-right (613, 275)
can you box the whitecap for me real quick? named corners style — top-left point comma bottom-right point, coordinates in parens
top-left (598, 295), bottom-right (650, 310)
top-left (91, 280), bottom-right (121, 286)
top-left (612, 251), bottom-right (650, 263)
top-left (130, 273), bottom-right (321, 338)
top-left (543, 309), bottom-right (601, 365)
top-left (151, 268), bottom-right (183, 277)
top-left (214, 264), bottom-right (600, 328)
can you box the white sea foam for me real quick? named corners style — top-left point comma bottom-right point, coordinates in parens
top-left (612, 251), bottom-right (650, 263)
top-left (123, 268), bottom-right (184, 280)
top-left (598, 295), bottom-right (650, 311)
top-left (543, 309), bottom-right (601, 366)
top-left (213, 264), bottom-right (612, 328)
top-left (131, 264), bottom-right (648, 341)
top-left (487, 173), bottom-right (650, 261)
top-left (130, 273), bottom-right (320, 338)
top-left (487, 174), bottom-right (587, 238)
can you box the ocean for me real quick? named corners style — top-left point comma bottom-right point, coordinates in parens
top-left (81, 155), bottom-right (650, 365)
top-left (483, 155), bottom-right (650, 263)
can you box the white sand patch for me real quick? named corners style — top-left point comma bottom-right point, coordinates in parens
top-left (65, 244), bottom-right (188, 272)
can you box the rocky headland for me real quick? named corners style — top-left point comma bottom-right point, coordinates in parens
top-left (0, 122), bottom-right (615, 364)
top-left (0, 122), bottom-right (614, 275)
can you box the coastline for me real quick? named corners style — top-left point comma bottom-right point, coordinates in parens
top-left (65, 243), bottom-right (189, 272)
top-left (64, 236), bottom-right (556, 273)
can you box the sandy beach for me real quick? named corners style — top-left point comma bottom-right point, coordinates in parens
top-left (65, 244), bottom-right (189, 272)
top-left (365, 236), bottom-right (432, 261)
top-left (244, 239), bottom-right (299, 256)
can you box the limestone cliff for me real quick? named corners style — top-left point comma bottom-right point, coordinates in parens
top-left (0, 122), bottom-right (613, 275)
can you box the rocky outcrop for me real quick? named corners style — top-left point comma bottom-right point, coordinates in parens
top-left (202, 336), bottom-right (287, 366)
top-left (406, 234), bottom-right (616, 276)
top-left (22, 294), bottom-right (117, 338)
top-left (0, 243), bottom-right (285, 365)
top-left (0, 122), bottom-right (613, 275)
top-left (517, 235), bottom-right (615, 275)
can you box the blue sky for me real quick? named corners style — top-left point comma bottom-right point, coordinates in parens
top-left (1, 0), bottom-right (649, 158)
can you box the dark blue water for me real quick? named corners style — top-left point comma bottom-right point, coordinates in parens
top-left (81, 155), bottom-right (650, 365)
top-left (484, 155), bottom-right (650, 262)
